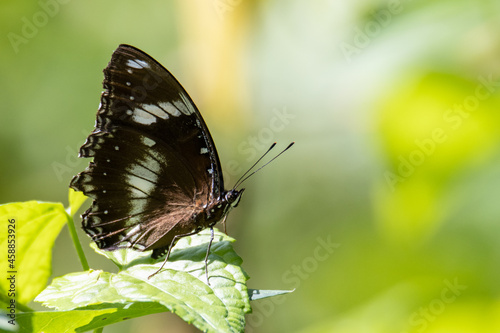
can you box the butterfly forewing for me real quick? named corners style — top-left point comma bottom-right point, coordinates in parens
top-left (98, 45), bottom-right (223, 197)
top-left (70, 45), bottom-right (224, 252)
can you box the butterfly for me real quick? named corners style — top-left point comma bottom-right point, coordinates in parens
top-left (70, 44), bottom-right (293, 283)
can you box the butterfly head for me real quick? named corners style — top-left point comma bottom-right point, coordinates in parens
top-left (225, 188), bottom-right (244, 209)
top-left (203, 189), bottom-right (244, 228)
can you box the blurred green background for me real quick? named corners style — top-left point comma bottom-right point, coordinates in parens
top-left (2, 0), bottom-right (500, 332)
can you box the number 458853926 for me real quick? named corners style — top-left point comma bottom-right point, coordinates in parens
top-left (7, 219), bottom-right (15, 269)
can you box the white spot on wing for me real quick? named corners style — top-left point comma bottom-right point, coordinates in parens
top-left (171, 93), bottom-right (196, 116)
top-left (173, 99), bottom-right (189, 115)
top-left (125, 224), bottom-right (141, 237)
top-left (127, 59), bottom-right (149, 69)
top-left (128, 185), bottom-right (151, 199)
top-left (178, 92), bottom-right (196, 115)
top-left (200, 147), bottom-right (208, 154)
top-left (142, 103), bottom-right (169, 119)
top-left (85, 228), bottom-right (97, 236)
top-left (126, 165), bottom-right (157, 198)
top-left (131, 108), bottom-right (156, 125)
top-left (141, 136), bottom-right (156, 147)
top-left (159, 101), bottom-right (181, 117)
top-left (147, 154), bottom-right (165, 172)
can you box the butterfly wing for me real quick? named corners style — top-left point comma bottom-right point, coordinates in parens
top-left (70, 44), bottom-right (223, 252)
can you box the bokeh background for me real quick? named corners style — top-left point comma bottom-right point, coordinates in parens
top-left (2, 0), bottom-right (500, 332)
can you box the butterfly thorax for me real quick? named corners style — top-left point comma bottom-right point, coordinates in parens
top-left (197, 189), bottom-right (244, 229)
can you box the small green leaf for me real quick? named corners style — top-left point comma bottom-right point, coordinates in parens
top-left (248, 288), bottom-right (294, 301)
top-left (0, 201), bottom-right (69, 305)
top-left (68, 188), bottom-right (87, 216)
top-left (36, 229), bottom-right (251, 333)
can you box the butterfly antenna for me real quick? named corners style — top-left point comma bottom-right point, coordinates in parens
top-left (233, 142), bottom-right (294, 190)
top-left (232, 142), bottom-right (277, 189)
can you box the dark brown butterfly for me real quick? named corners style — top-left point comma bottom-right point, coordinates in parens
top-left (70, 44), bottom-right (293, 283)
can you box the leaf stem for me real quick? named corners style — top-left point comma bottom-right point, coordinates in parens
top-left (0, 294), bottom-right (33, 312)
top-left (16, 302), bottom-right (33, 313)
top-left (66, 209), bottom-right (89, 271)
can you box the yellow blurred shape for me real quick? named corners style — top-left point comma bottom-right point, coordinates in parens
top-left (374, 72), bottom-right (500, 243)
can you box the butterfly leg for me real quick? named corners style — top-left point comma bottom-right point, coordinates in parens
top-left (204, 227), bottom-right (215, 285)
top-left (220, 215), bottom-right (229, 235)
top-left (148, 229), bottom-right (201, 279)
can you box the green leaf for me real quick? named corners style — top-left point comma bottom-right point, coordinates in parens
top-left (36, 229), bottom-right (251, 333)
top-left (248, 288), bottom-right (294, 301)
top-left (0, 201), bottom-right (69, 305)
top-left (68, 188), bottom-right (88, 216)
top-left (16, 303), bottom-right (167, 333)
